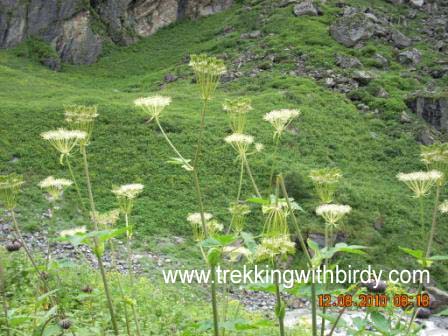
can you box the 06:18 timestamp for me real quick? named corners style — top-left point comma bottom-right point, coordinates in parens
top-left (318, 294), bottom-right (430, 308)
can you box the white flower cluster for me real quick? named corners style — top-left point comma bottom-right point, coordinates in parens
top-left (187, 212), bottom-right (214, 225)
top-left (189, 54), bottom-right (226, 76)
top-left (223, 246), bottom-right (252, 263)
top-left (91, 209), bottom-right (120, 227)
top-left (223, 98), bottom-right (253, 114)
top-left (255, 235), bottom-right (296, 261)
top-left (397, 170), bottom-right (443, 198)
top-left (225, 133), bottom-right (254, 157)
top-left (112, 183), bottom-right (144, 199)
top-left (41, 128), bottom-right (86, 162)
top-left (134, 96), bottom-right (172, 120)
top-left (39, 176), bottom-right (72, 189)
top-left (439, 200), bottom-right (448, 214)
top-left (263, 109), bottom-right (300, 140)
top-left (316, 204), bottom-right (351, 226)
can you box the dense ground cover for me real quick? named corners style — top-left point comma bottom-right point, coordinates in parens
top-left (0, 0), bottom-right (447, 300)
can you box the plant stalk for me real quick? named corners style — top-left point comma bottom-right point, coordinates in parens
top-left (80, 145), bottom-right (119, 336)
top-left (66, 156), bottom-right (86, 212)
top-left (0, 255), bottom-right (10, 336)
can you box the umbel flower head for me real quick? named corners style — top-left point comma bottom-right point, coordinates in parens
top-left (187, 212), bottom-right (223, 241)
top-left (421, 143), bottom-right (448, 182)
top-left (397, 170), bottom-right (443, 198)
top-left (439, 200), bottom-right (448, 214)
top-left (112, 183), bottom-right (144, 215)
top-left (90, 209), bottom-right (120, 229)
top-left (41, 128), bottom-right (87, 164)
top-left (189, 54), bottom-right (226, 100)
top-left (0, 173), bottom-right (24, 210)
top-left (223, 97), bottom-right (252, 133)
top-left (134, 96), bottom-right (172, 121)
top-left (39, 176), bottom-right (72, 201)
top-left (316, 204), bottom-right (351, 226)
top-left (309, 167), bottom-right (342, 204)
top-left (263, 109), bottom-right (300, 141)
top-left (229, 202), bottom-right (251, 234)
top-left (64, 105), bottom-right (98, 146)
top-left (224, 133), bottom-right (254, 159)
top-left (262, 200), bottom-right (291, 238)
top-left (255, 235), bottom-right (296, 262)
top-left (223, 246), bottom-right (252, 263)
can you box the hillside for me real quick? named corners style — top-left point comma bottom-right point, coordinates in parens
top-left (1, 0), bottom-right (448, 289)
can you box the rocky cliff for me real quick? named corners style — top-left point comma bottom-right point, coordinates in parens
top-left (0, 0), bottom-right (232, 65)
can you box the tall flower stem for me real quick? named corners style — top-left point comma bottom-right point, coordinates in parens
top-left (273, 261), bottom-right (285, 336)
top-left (80, 145), bottom-right (119, 336)
top-left (0, 255), bottom-right (10, 336)
top-left (406, 186), bottom-right (441, 335)
top-left (278, 175), bottom-right (317, 336)
top-left (321, 224), bottom-right (330, 336)
top-left (66, 156), bottom-right (85, 212)
top-left (210, 265), bottom-right (220, 336)
top-left (124, 213), bottom-right (142, 336)
top-left (45, 205), bottom-right (57, 271)
top-left (244, 158), bottom-right (261, 198)
top-left (109, 241), bottom-right (132, 336)
top-left (268, 139), bottom-right (280, 188)
top-left (236, 158), bottom-right (245, 201)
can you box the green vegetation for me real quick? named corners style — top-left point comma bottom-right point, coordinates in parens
top-left (0, 0), bottom-right (448, 334)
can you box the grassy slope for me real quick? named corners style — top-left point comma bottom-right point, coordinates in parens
top-left (0, 0), bottom-right (447, 283)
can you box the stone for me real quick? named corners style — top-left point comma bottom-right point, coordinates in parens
top-left (409, 0), bottom-right (425, 8)
top-left (416, 308), bottom-right (432, 319)
top-left (427, 286), bottom-right (448, 313)
top-left (398, 48), bottom-right (422, 65)
top-left (0, 0), bottom-right (233, 65)
top-left (391, 29), bottom-right (412, 49)
top-left (164, 74), bottom-right (177, 83)
top-left (41, 56), bottom-right (61, 71)
top-left (400, 111), bottom-right (412, 123)
top-left (407, 93), bottom-right (448, 131)
top-left (240, 30), bottom-right (262, 39)
top-left (362, 280), bottom-right (387, 293)
top-left (373, 53), bottom-right (389, 68)
top-left (330, 13), bottom-right (375, 47)
top-left (293, 1), bottom-right (318, 16)
top-left (335, 54), bottom-right (362, 68)
top-left (376, 87), bottom-right (389, 98)
top-left (418, 129), bottom-right (435, 145)
top-left (352, 70), bottom-right (374, 85)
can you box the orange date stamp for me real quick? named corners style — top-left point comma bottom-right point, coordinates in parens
top-left (318, 294), bottom-right (431, 308)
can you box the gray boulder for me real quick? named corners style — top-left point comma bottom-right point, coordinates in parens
top-left (407, 93), bottom-right (448, 131)
top-left (330, 13), bottom-right (375, 47)
top-left (335, 54), bottom-right (362, 68)
top-left (391, 29), bottom-right (412, 49)
top-left (427, 286), bottom-right (448, 313)
top-left (398, 48), bottom-right (422, 65)
top-left (293, 1), bottom-right (319, 16)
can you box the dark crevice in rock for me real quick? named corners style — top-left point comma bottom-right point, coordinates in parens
top-left (177, 0), bottom-right (189, 19)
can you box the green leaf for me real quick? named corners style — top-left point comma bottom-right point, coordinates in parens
top-left (241, 231), bottom-right (257, 254)
top-left (246, 197), bottom-right (269, 205)
top-left (370, 311), bottom-right (390, 334)
top-left (399, 247), bottom-right (424, 259)
top-left (246, 282), bottom-right (277, 294)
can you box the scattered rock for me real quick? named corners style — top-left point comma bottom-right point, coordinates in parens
top-left (41, 56), bottom-right (61, 71)
top-left (418, 128), bottom-right (435, 145)
top-left (391, 29), bottom-right (412, 49)
top-left (417, 308), bottom-right (432, 319)
top-left (293, 1), bottom-right (319, 16)
top-left (240, 30), bottom-right (262, 39)
top-left (352, 70), bottom-right (374, 85)
top-left (400, 111), bottom-right (412, 123)
top-left (362, 280), bottom-right (387, 293)
top-left (164, 73), bottom-right (177, 83)
top-left (409, 0), bottom-right (425, 8)
top-left (372, 53), bottom-right (389, 68)
top-left (335, 54), bottom-right (362, 68)
top-left (330, 13), bottom-right (375, 47)
top-left (427, 287), bottom-right (448, 313)
top-left (398, 48), bottom-right (422, 65)
top-left (376, 87), bottom-right (389, 98)
top-left (407, 93), bottom-right (448, 131)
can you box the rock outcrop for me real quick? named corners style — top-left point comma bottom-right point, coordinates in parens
top-left (0, 0), bottom-right (233, 65)
top-left (407, 92), bottom-right (448, 131)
